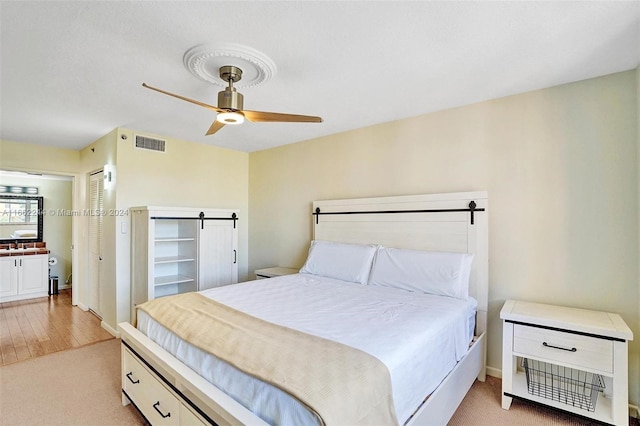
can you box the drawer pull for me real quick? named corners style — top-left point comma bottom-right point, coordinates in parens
top-left (125, 372), bottom-right (140, 384)
top-left (543, 341), bottom-right (577, 352)
top-left (153, 401), bottom-right (171, 418)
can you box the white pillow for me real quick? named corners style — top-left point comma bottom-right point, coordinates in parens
top-left (368, 247), bottom-right (474, 299)
top-left (299, 240), bottom-right (377, 285)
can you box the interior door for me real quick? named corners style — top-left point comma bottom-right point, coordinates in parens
top-left (88, 171), bottom-right (104, 318)
top-left (198, 220), bottom-right (238, 290)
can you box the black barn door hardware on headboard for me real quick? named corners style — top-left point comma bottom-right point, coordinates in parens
top-left (151, 212), bottom-right (238, 229)
top-left (313, 201), bottom-right (484, 225)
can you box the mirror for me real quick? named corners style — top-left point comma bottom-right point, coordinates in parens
top-left (0, 195), bottom-right (44, 243)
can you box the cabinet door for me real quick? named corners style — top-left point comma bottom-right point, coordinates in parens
top-left (0, 257), bottom-right (18, 298)
top-left (198, 220), bottom-right (238, 290)
top-left (18, 255), bottom-right (48, 296)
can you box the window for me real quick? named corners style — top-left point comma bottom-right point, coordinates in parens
top-left (0, 199), bottom-right (38, 224)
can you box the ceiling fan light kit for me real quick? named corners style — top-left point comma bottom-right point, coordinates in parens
top-left (217, 112), bottom-right (244, 125)
top-left (143, 44), bottom-right (322, 136)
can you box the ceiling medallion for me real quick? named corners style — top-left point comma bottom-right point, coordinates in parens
top-left (183, 43), bottom-right (277, 88)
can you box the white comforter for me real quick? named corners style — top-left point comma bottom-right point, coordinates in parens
top-left (137, 273), bottom-right (476, 425)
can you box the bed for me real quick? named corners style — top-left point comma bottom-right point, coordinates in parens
top-left (118, 191), bottom-right (488, 426)
top-left (10, 229), bottom-right (38, 238)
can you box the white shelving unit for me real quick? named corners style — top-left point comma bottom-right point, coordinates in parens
top-left (131, 206), bottom-right (239, 321)
top-left (501, 300), bottom-right (633, 426)
top-left (152, 218), bottom-right (198, 299)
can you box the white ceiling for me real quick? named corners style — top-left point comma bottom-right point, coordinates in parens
top-left (1, 1), bottom-right (638, 153)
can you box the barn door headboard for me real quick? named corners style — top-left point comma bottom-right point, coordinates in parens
top-left (312, 191), bottom-right (488, 334)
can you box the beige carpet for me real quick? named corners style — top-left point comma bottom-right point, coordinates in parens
top-left (1, 339), bottom-right (637, 425)
top-left (451, 375), bottom-right (639, 426)
top-left (0, 338), bottom-right (144, 426)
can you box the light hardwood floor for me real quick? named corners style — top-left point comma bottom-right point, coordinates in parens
top-left (0, 289), bottom-right (113, 366)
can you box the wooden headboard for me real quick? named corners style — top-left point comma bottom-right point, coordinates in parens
top-left (312, 191), bottom-right (488, 335)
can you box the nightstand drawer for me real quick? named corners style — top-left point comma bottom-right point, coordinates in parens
top-left (513, 324), bottom-right (613, 373)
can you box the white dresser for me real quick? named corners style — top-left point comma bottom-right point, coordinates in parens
top-left (501, 300), bottom-right (633, 425)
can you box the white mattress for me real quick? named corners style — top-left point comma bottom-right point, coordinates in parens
top-left (11, 230), bottom-right (37, 238)
top-left (137, 273), bottom-right (477, 425)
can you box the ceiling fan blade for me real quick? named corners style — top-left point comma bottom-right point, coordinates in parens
top-left (241, 110), bottom-right (323, 123)
top-left (142, 83), bottom-right (224, 113)
top-left (206, 120), bottom-right (226, 136)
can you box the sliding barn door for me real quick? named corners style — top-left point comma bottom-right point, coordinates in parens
top-left (198, 220), bottom-right (238, 290)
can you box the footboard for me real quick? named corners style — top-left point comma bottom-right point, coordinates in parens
top-left (118, 322), bottom-right (268, 426)
top-left (406, 331), bottom-right (487, 426)
top-left (119, 325), bottom-right (485, 426)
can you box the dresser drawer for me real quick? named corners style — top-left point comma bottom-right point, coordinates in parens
top-left (513, 324), bottom-right (613, 373)
top-left (123, 348), bottom-right (181, 425)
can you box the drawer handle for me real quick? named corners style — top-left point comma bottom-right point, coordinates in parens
top-left (153, 401), bottom-right (171, 418)
top-left (125, 372), bottom-right (140, 384)
top-left (543, 341), bottom-right (577, 352)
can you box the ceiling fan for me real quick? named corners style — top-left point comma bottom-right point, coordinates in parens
top-left (143, 65), bottom-right (323, 136)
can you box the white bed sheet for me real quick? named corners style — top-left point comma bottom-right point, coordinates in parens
top-left (137, 273), bottom-right (477, 425)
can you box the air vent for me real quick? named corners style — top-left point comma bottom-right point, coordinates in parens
top-left (135, 135), bottom-right (166, 152)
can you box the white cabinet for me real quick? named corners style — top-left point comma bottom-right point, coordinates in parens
top-left (131, 207), bottom-right (238, 319)
top-left (0, 254), bottom-right (49, 302)
top-left (501, 300), bottom-right (633, 426)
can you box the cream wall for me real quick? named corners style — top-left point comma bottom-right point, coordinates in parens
top-left (0, 140), bottom-right (80, 174)
top-left (249, 70), bottom-right (639, 406)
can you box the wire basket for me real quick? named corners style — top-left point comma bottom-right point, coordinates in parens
top-left (522, 358), bottom-right (605, 412)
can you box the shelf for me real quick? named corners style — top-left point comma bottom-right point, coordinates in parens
top-left (155, 237), bottom-right (196, 243)
top-left (155, 275), bottom-right (195, 287)
top-left (510, 369), bottom-right (613, 424)
top-left (154, 256), bottom-right (196, 264)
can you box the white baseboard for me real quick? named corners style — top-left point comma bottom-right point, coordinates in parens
top-left (101, 320), bottom-right (118, 337)
top-left (486, 366), bottom-right (501, 379)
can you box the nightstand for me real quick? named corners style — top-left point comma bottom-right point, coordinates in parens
top-left (254, 267), bottom-right (298, 280)
top-left (501, 300), bottom-right (633, 426)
